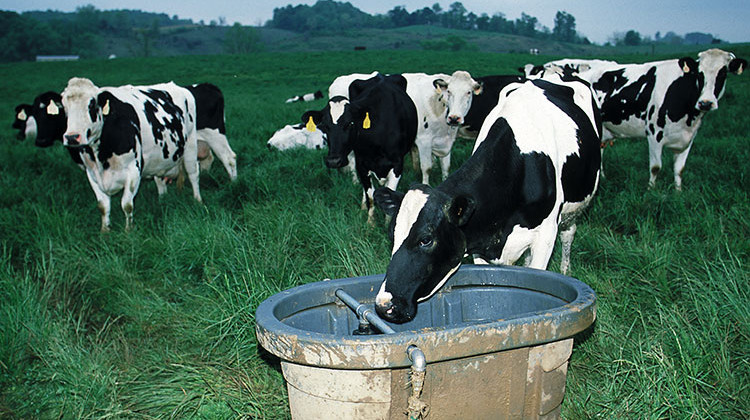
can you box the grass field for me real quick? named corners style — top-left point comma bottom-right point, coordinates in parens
top-left (1, 47), bottom-right (748, 419)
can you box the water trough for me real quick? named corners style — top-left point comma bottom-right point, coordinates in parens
top-left (255, 265), bottom-right (596, 419)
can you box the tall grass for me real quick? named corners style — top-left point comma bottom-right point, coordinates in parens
top-left (1, 47), bottom-right (748, 418)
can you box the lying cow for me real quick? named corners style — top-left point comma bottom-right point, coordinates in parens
top-left (285, 90), bottom-right (324, 103)
top-left (266, 123), bottom-right (327, 151)
top-left (61, 77), bottom-right (202, 231)
top-left (554, 49), bottom-right (746, 189)
top-left (303, 73), bottom-right (417, 224)
top-left (373, 71), bottom-right (602, 323)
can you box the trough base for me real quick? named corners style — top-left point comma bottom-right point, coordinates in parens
top-left (282, 338), bottom-right (573, 420)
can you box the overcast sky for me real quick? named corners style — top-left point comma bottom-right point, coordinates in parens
top-left (4, 0), bottom-right (749, 44)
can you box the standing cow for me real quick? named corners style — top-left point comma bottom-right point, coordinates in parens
top-left (61, 77), bottom-right (202, 231)
top-left (553, 49), bottom-right (746, 189)
top-left (303, 73), bottom-right (418, 224)
top-left (373, 71), bottom-right (602, 323)
top-left (14, 85), bottom-right (237, 182)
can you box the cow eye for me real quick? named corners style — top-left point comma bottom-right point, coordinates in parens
top-left (418, 237), bottom-right (433, 248)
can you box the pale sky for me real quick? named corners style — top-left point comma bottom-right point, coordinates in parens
top-left (4, 0), bottom-right (749, 44)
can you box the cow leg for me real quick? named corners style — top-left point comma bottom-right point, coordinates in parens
top-left (183, 135), bottom-right (203, 203)
top-left (410, 146), bottom-right (420, 171)
top-left (558, 223), bottom-right (577, 275)
top-left (86, 175), bottom-right (111, 232)
top-left (197, 129), bottom-right (237, 181)
top-left (647, 135), bottom-right (664, 188)
top-left (526, 222), bottom-right (558, 270)
top-left (121, 177), bottom-right (141, 231)
top-left (438, 152), bottom-right (451, 181)
top-left (672, 141), bottom-right (693, 191)
top-left (415, 139), bottom-right (433, 185)
top-left (346, 152), bottom-right (358, 184)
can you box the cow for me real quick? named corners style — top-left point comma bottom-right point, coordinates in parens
top-left (266, 123), bottom-right (327, 151)
top-left (303, 73), bottom-right (418, 224)
top-left (285, 90), bottom-right (324, 103)
top-left (433, 72), bottom-right (525, 140)
top-left (373, 71), bottom-right (602, 323)
top-left (13, 91), bottom-right (85, 166)
top-left (184, 83), bottom-right (237, 181)
top-left (14, 92), bottom-right (67, 147)
top-left (14, 84), bottom-right (237, 182)
top-left (549, 49), bottom-right (746, 189)
top-left (521, 59), bottom-right (619, 79)
top-left (61, 77), bottom-right (202, 231)
top-left (310, 71), bottom-right (473, 186)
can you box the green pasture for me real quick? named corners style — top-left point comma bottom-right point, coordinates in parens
top-left (0, 48), bottom-right (748, 418)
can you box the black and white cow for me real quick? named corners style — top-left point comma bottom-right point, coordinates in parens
top-left (266, 122), bottom-right (327, 151)
top-left (14, 85), bottom-right (237, 181)
top-left (185, 83), bottom-right (237, 180)
top-left (61, 77), bottom-right (202, 231)
top-left (13, 91), bottom-right (84, 166)
top-left (285, 90), bottom-right (324, 103)
top-left (551, 49), bottom-right (746, 189)
top-left (310, 71), bottom-right (473, 185)
top-left (373, 71), bottom-right (602, 323)
top-left (434, 73), bottom-right (525, 140)
top-left (14, 92), bottom-right (67, 146)
top-left (303, 73), bottom-right (418, 224)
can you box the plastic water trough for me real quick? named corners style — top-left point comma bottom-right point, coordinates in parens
top-left (255, 265), bottom-right (597, 419)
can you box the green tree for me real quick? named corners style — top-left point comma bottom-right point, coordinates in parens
top-left (624, 30), bottom-right (642, 46)
top-left (224, 23), bottom-right (262, 54)
top-left (553, 11), bottom-right (576, 42)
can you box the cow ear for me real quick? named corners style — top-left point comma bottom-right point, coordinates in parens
top-left (433, 78), bottom-right (448, 93)
top-left (97, 92), bottom-right (113, 117)
top-left (473, 80), bottom-right (484, 95)
top-left (302, 110), bottom-right (322, 125)
top-left (729, 58), bottom-right (747, 75)
top-left (445, 195), bottom-right (475, 227)
top-left (374, 187), bottom-right (405, 217)
top-left (678, 57), bottom-right (698, 74)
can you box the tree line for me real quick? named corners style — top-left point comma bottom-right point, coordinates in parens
top-left (268, 1), bottom-right (590, 44)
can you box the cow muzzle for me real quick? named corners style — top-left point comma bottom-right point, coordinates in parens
top-left (697, 100), bottom-right (716, 111)
top-left (325, 155), bottom-right (348, 169)
top-left (447, 115), bottom-right (463, 126)
top-left (64, 133), bottom-right (84, 147)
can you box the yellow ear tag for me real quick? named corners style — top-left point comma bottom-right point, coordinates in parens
top-left (102, 100), bottom-right (110, 116)
top-left (17, 109), bottom-right (27, 121)
top-left (363, 112), bottom-right (371, 129)
top-left (682, 62), bottom-right (690, 73)
top-left (306, 115), bottom-right (316, 132)
top-left (47, 101), bottom-right (59, 115)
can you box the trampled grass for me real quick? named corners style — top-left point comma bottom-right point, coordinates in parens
top-left (1, 47), bottom-right (748, 418)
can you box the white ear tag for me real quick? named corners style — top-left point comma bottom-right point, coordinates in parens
top-left (17, 109), bottom-right (27, 121)
top-left (47, 101), bottom-right (59, 115)
top-left (102, 100), bottom-right (110, 116)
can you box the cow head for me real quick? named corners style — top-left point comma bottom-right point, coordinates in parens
top-left (434, 71), bottom-right (483, 126)
top-left (374, 185), bottom-right (475, 323)
top-left (302, 95), bottom-right (357, 168)
top-left (31, 92), bottom-right (66, 147)
top-left (689, 49), bottom-right (747, 112)
top-left (61, 77), bottom-right (107, 148)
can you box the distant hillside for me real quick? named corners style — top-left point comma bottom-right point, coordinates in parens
top-left (0, 6), bottom-right (737, 62)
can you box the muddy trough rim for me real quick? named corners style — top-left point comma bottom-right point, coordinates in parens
top-left (255, 265), bottom-right (596, 370)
